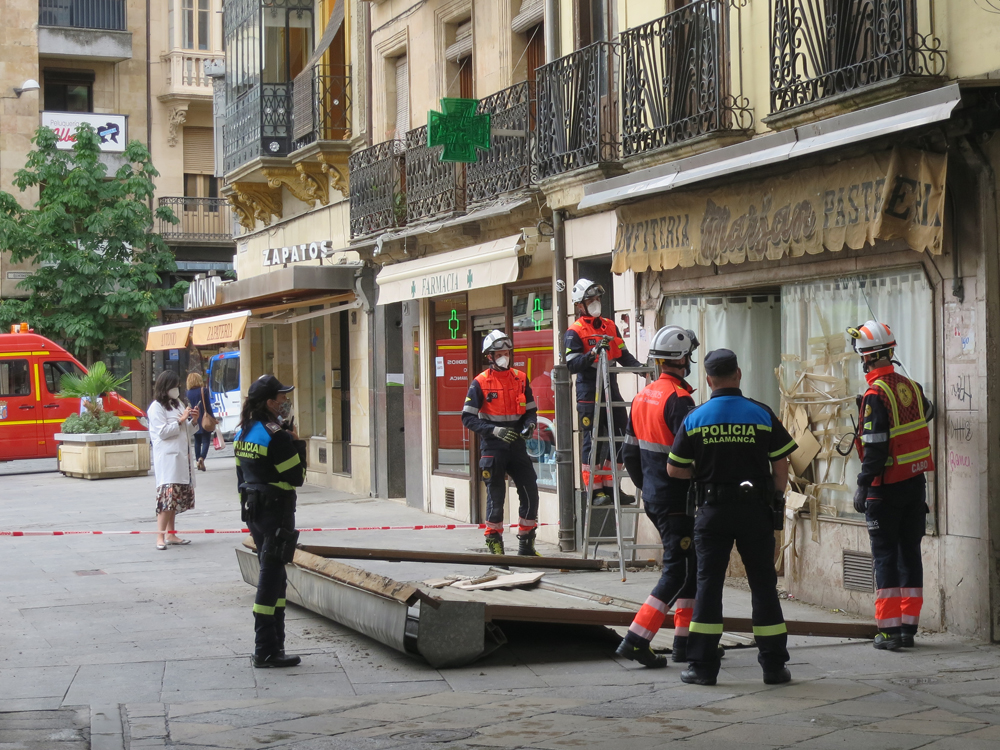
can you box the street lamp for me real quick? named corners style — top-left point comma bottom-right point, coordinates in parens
top-left (12, 79), bottom-right (40, 97)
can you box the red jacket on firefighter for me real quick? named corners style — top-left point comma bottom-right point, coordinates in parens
top-left (564, 316), bottom-right (642, 403)
top-left (857, 365), bottom-right (933, 487)
top-left (461, 367), bottom-right (537, 452)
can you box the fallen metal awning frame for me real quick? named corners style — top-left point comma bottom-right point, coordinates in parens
top-left (297, 544), bottom-right (606, 570)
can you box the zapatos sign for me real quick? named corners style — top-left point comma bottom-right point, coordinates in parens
top-left (263, 240), bottom-right (335, 267)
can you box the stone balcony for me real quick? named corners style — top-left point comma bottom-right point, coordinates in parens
top-left (159, 50), bottom-right (224, 104)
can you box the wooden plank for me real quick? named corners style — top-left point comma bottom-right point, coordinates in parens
top-left (452, 572), bottom-right (544, 590)
top-left (297, 544), bottom-right (606, 570)
top-left (484, 604), bottom-right (879, 639)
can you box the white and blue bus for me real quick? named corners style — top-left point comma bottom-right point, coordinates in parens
top-left (207, 351), bottom-right (241, 438)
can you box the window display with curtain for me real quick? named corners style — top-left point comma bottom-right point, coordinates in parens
top-left (659, 293), bottom-right (782, 411)
top-left (297, 316), bottom-right (327, 440)
top-left (780, 268), bottom-right (934, 519)
top-left (511, 286), bottom-right (555, 487)
top-left (432, 295), bottom-right (470, 474)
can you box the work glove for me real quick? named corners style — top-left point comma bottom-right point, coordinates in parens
top-left (493, 426), bottom-right (518, 444)
top-left (853, 485), bottom-right (869, 515)
top-left (595, 335), bottom-right (613, 352)
top-left (520, 423), bottom-right (536, 440)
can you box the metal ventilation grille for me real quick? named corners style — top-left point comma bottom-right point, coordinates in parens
top-left (318, 447), bottom-right (327, 465)
top-left (445, 487), bottom-right (456, 510)
top-left (843, 550), bottom-right (876, 592)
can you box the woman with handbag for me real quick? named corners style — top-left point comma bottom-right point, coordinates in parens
top-left (149, 371), bottom-right (198, 550)
top-left (186, 372), bottom-right (218, 471)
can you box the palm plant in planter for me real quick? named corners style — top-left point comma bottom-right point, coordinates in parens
top-left (57, 362), bottom-right (131, 434)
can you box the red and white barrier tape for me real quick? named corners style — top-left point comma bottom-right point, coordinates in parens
top-left (0, 522), bottom-right (557, 537)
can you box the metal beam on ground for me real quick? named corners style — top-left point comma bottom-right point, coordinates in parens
top-left (296, 544), bottom-right (607, 570)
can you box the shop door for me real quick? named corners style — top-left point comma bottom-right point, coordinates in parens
top-left (401, 301), bottom-right (424, 508)
top-left (0, 357), bottom-right (41, 459)
top-left (471, 313), bottom-right (506, 525)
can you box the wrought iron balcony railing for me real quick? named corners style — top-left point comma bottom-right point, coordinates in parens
top-left (405, 126), bottom-right (465, 224)
top-left (39, 0), bottom-right (126, 30)
top-left (348, 140), bottom-right (405, 238)
top-left (770, 0), bottom-right (946, 114)
top-left (536, 41), bottom-right (620, 180)
top-left (467, 81), bottom-right (537, 206)
top-left (292, 64), bottom-right (352, 151)
top-left (156, 197), bottom-right (234, 243)
top-left (621, 0), bottom-right (752, 157)
top-left (223, 84), bottom-right (291, 174)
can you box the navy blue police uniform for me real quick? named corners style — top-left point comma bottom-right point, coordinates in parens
top-left (234, 376), bottom-right (307, 664)
top-left (565, 316), bottom-right (642, 494)
top-left (667, 350), bottom-right (797, 683)
top-left (621, 372), bottom-right (698, 657)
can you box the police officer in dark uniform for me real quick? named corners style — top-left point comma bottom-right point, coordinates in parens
top-left (462, 330), bottom-right (540, 556)
top-left (617, 325), bottom-right (699, 669)
top-left (234, 374), bottom-right (307, 668)
top-left (667, 350), bottom-right (797, 686)
top-left (849, 320), bottom-right (934, 651)
top-left (565, 278), bottom-right (643, 505)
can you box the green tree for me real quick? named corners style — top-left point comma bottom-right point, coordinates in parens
top-left (0, 125), bottom-right (186, 364)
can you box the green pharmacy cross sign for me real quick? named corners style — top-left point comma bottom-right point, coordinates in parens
top-left (427, 98), bottom-right (491, 163)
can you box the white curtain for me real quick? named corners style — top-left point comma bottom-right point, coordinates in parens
top-left (780, 267), bottom-right (933, 516)
top-left (660, 294), bottom-right (782, 410)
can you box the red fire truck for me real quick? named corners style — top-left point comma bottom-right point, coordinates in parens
top-left (0, 325), bottom-right (147, 461)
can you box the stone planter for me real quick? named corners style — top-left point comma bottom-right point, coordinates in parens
top-left (55, 431), bottom-right (151, 480)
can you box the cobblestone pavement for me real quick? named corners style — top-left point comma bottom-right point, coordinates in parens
top-left (1, 456), bottom-right (999, 749)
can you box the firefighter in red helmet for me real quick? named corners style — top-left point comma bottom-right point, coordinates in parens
top-left (849, 320), bottom-right (934, 651)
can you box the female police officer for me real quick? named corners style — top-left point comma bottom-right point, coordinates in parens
top-left (234, 374), bottom-right (307, 668)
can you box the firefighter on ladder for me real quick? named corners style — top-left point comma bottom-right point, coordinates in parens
top-left (849, 320), bottom-right (934, 651)
top-left (462, 330), bottom-right (541, 556)
top-left (565, 279), bottom-right (643, 505)
top-left (617, 325), bottom-right (700, 668)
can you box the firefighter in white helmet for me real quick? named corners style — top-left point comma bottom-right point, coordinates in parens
top-left (462, 330), bottom-right (541, 556)
top-left (565, 279), bottom-right (642, 505)
top-left (849, 320), bottom-right (934, 651)
top-left (617, 325), bottom-right (700, 668)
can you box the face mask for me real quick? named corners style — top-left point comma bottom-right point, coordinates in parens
top-left (278, 400), bottom-right (293, 419)
top-left (167, 388), bottom-right (180, 399)
top-left (494, 355), bottom-right (510, 370)
top-left (586, 300), bottom-right (602, 317)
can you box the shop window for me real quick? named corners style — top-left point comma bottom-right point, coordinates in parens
top-left (432, 295), bottom-right (470, 474)
top-left (660, 293), bottom-right (782, 412)
top-left (780, 269), bottom-right (933, 519)
top-left (330, 311), bottom-right (351, 475)
top-left (250, 325), bottom-right (275, 380)
top-left (511, 286), bottom-right (555, 487)
top-left (298, 314), bottom-right (327, 441)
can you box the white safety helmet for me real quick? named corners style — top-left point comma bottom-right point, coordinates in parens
top-left (649, 325), bottom-right (699, 360)
top-left (571, 278), bottom-right (605, 305)
top-left (848, 320), bottom-right (895, 372)
top-left (482, 329), bottom-right (513, 355)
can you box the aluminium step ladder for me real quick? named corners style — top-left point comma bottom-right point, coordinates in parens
top-left (581, 348), bottom-right (659, 581)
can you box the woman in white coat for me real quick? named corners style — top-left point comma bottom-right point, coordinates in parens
top-left (148, 370), bottom-right (199, 550)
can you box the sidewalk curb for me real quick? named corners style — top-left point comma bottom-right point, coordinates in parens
top-left (90, 704), bottom-right (124, 750)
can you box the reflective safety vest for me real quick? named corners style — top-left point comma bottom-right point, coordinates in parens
top-left (473, 368), bottom-right (527, 423)
top-left (631, 374), bottom-right (692, 453)
top-left (862, 369), bottom-right (934, 485)
top-left (568, 317), bottom-right (624, 360)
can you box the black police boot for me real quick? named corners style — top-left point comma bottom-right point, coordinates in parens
top-left (516, 530), bottom-right (541, 557)
top-left (485, 532), bottom-right (505, 555)
top-left (617, 486), bottom-right (636, 505)
top-left (616, 639), bottom-right (667, 669)
top-left (873, 631), bottom-right (903, 651)
top-left (670, 636), bottom-right (687, 663)
top-left (680, 663), bottom-right (718, 686)
top-left (251, 651), bottom-right (301, 668)
top-left (901, 627), bottom-right (916, 648)
top-left (762, 666), bottom-right (792, 685)
top-left (591, 489), bottom-right (612, 507)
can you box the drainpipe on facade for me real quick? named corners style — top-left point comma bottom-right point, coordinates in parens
top-left (551, 210), bottom-right (576, 551)
top-left (544, 0), bottom-right (560, 62)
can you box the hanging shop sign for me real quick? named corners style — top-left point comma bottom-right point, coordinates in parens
top-left (611, 147), bottom-right (947, 274)
top-left (41, 112), bottom-right (127, 153)
top-left (184, 274), bottom-right (224, 311)
top-left (146, 321), bottom-right (192, 352)
top-left (262, 240), bottom-right (336, 267)
top-left (191, 310), bottom-right (251, 346)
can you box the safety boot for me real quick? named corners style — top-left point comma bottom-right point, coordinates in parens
top-left (516, 530), bottom-right (540, 556)
top-left (616, 486), bottom-right (636, 505)
top-left (763, 667), bottom-right (792, 685)
top-left (873, 631), bottom-right (903, 651)
top-left (670, 636), bottom-right (687, 663)
top-left (485, 532), bottom-right (505, 555)
top-left (680, 664), bottom-right (718, 686)
top-left (591, 489), bottom-right (612, 507)
top-left (251, 651), bottom-right (301, 668)
top-left (615, 639), bottom-right (667, 669)
top-left (901, 628), bottom-right (916, 648)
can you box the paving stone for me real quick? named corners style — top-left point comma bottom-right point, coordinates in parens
top-left (0, 666), bottom-right (78, 700)
top-left (90, 704), bottom-right (122, 736)
top-left (694, 720), bottom-right (837, 745)
top-left (128, 715), bottom-right (167, 740)
top-left (353, 680), bottom-right (450, 696)
top-left (792, 727), bottom-right (940, 749)
top-left (865, 717), bottom-right (987, 736)
top-left (64, 662), bottom-right (165, 705)
top-left (162, 658), bottom-right (256, 693)
top-left (164, 724), bottom-right (319, 748)
top-left (90, 732), bottom-right (125, 750)
top-left (169, 706), bottom-right (305, 729)
top-left (335, 702), bottom-right (454, 722)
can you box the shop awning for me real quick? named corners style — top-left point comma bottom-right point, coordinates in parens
top-left (375, 234), bottom-right (524, 305)
top-left (191, 310), bottom-right (251, 346)
top-left (145, 321), bottom-right (192, 351)
top-left (198, 265), bottom-right (365, 313)
top-left (580, 84), bottom-right (961, 210)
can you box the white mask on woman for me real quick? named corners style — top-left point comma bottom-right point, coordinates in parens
top-left (586, 300), bottom-right (602, 318)
top-left (167, 387), bottom-right (180, 399)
